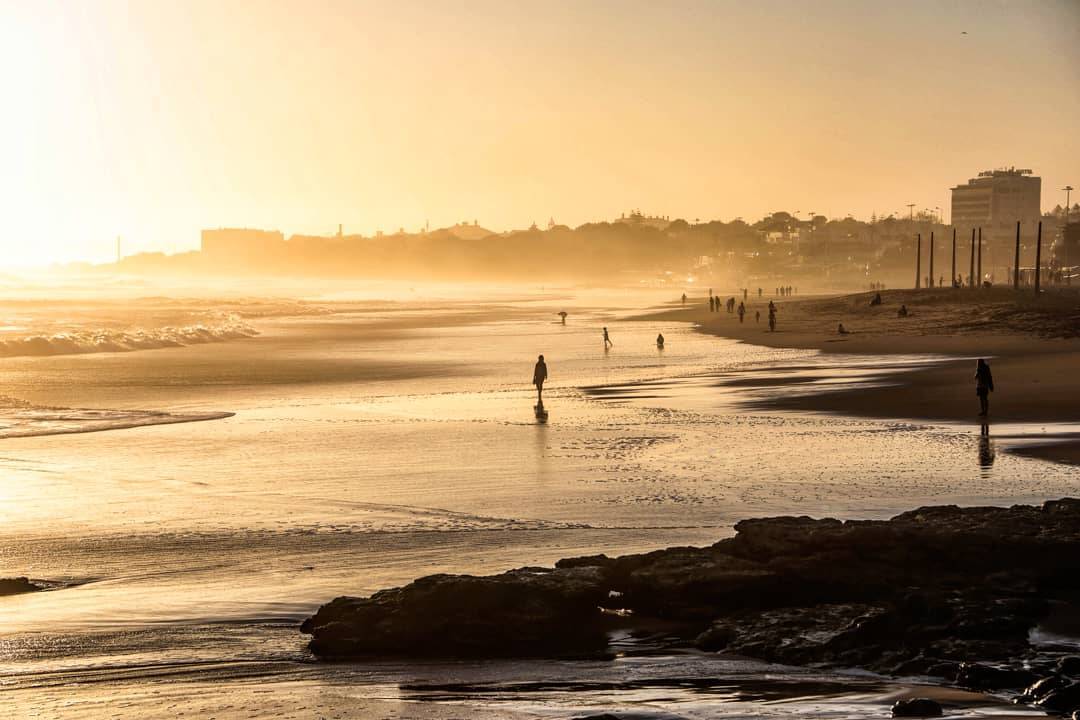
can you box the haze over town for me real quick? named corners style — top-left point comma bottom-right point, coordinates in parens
top-left (1, 0), bottom-right (1078, 266)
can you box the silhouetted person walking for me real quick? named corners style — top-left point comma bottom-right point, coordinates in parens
top-left (603, 327), bottom-right (612, 348)
top-left (533, 354), bottom-right (547, 404)
top-left (681, 293), bottom-right (687, 306)
top-left (768, 306), bottom-right (776, 332)
top-left (737, 301), bottom-right (745, 323)
top-left (975, 358), bottom-right (994, 416)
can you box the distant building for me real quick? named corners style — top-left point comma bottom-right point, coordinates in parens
top-left (952, 168), bottom-right (1041, 231)
top-left (201, 228), bottom-right (285, 264)
top-left (615, 210), bottom-right (671, 231)
top-left (1057, 222), bottom-right (1080, 271)
top-left (951, 169), bottom-right (1041, 276)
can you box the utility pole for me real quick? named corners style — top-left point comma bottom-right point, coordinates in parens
top-left (1065, 186), bottom-right (1074, 224)
top-left (977, 227), bottom-right (982, 288)
top-left (1013, 221), bottom-right (1021, 290)
top-left (969, 228), bottom-right (975, 288)
top-left (1035, 221), bottom-right (1042, 295)
top-left (929, 231), bottom-right (935, 287)
top-left (907, 204), bottom-right (916, 223)
top-left (915, 233), bottom-right (922, 289)
top-left (951, 227), bottom-right (956, 288)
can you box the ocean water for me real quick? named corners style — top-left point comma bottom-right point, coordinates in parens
top-left (0, 286), bottom-right (1073, 718)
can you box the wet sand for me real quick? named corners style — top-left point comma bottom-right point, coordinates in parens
top-left (648, 287), bottom-right (1080, 464)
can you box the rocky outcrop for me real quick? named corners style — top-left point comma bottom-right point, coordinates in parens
top-left (303, 499), bottom-right (1080, 711)
top-left (300, 565), bottom-right (610, 658)
top-left (0, 577), bottom-right (42, 596)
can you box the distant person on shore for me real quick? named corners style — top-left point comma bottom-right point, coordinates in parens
top-left (681, 293), bottom-right (687, 306)
top-left (743, 288), bottom-right (748, 301)
top-left (758, 287), bottom-right (762, 297)
top-left (768, 306), bottom-right (776, 332)
top-left (656, 333), bottom-right (665, 348)
top-left (768, 299), bottom-right (776, 313)
top-left (975, 359), bottom-right (994, 416)
top-left (709, 296), bottom-right (716, 312)
top-left (755, 310), bottom-right (760, 323)
top-left (737, 302), bottom-right (745, 323)
top-left (533, 354), bottom-right (547, 404)
top-left (603, 327), bottom-right (612, 348)
top-left (897, 304), bottom-right (908, 318)
top-left (838, 323), bottom-right (848, 335)
top-left (870, 292), bottom-right (882, 306)
top-left (558, 311), bottom-right (567, 325)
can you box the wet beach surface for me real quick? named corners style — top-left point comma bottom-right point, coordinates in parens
top-left (0, 289), bottom-right (1076, 717)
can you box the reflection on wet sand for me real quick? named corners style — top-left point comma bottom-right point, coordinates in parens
top-left (979, 422), bottom-right (995, 475)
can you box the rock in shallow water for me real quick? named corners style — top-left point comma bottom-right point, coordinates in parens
top-left (302, 498), bottom-right (1080, 673)
top-left (891, 698), bottom-right (943, 717)
top-left (301, 566), bottom-right (610, 658)
top-left (0, 577), bottom-right (42, 596)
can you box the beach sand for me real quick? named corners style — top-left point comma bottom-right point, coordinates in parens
top-left (649, 287), bottom-right (1080, 464)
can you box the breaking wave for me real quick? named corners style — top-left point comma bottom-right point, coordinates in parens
top-left (0, 321), bottom-right (258, 358)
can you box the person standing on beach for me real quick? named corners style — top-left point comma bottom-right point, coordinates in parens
top-left (603, 327), bottom-right (612, 348)
top-left (533, 354), bottom-right (547, 404)
top-left (681, 293), bottom-right (687, 306)
top-left (768, 305), bottom-right (776, 332)
top-left (737, 302), bottom-right (745, 323)
top-left (975, 359), bottom-right (994, 416)
top-left (709, 296), bottom-right (715, 313)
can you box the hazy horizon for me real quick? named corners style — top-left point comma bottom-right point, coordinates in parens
top-left (2, 0), bottom-right (1078, 266)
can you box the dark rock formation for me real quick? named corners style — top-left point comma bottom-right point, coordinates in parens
top-left (0, 577), bottom-right (42, 596)
top-left (300, 566), bottom-right (610, 658)
top-left (891, 698), bottom-right (943, 717)
top-left (302, 498), bottom-right (1080, 710)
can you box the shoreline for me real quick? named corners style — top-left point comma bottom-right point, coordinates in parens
top-left (302, 498), bottom-right (1080, 717)
top-left (643, 288), bottom-right (1080, 465)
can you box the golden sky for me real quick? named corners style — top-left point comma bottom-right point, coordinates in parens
top-left (1, 0), bottom-right (1078, 266)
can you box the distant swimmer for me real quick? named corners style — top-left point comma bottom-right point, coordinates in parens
top-left (558, 311), bottom-right (567, 324)
top-left (838, 323), bottom-right (849, 335)
top-left (656, 333), bottom-right (665, 348)
top-left (975, 358), bottom-right (994, 416)
top-left (603, 327), bottom-right (613, 348)
top-left (897, 304), bottom-right (908, 317)
top-left (533, 354), bottom-right (548, 403)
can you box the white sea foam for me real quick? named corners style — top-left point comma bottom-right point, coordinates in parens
top-left (0, 396), bottom-right (232, 439)
top-left (0, 320), bottom-right (258, 358)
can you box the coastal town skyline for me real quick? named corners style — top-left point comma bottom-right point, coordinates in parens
top-left (2, 0), bottom-right (1078, 266)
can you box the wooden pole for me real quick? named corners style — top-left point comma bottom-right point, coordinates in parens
top-left (972, 229), bottom-right (980, 289)
top-left (1035, 220), bottom-right (1042, 295)
top-left (951, 227), bottom-right (956, 288)
top-left (1013, 221), bottom-right (1021, 289)
top-left (929, 231), bottom-right (935, 287)
top-left (915, 233), bottom-right (922, 289)
top-left (977, 227), bottom-right (982, 288)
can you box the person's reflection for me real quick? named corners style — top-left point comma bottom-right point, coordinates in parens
top-left (978, 421), bottom-right (995, 473)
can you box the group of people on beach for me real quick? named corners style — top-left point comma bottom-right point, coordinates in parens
top-left (538, 292), bottom-right (997, 420)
